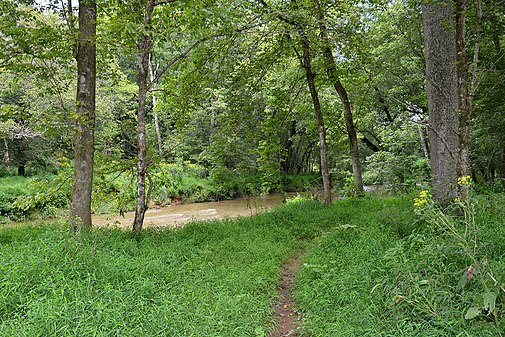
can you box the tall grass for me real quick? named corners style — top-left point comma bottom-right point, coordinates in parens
top-left (0, 200), bottom-right (331, 336)
top-left (294, 194), bottom-right (505, 336)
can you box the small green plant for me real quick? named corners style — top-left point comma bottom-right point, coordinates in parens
top-left (341, 171), bottom-right (358, 197)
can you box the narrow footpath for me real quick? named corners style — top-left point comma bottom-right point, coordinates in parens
top-left (268, 252), bottom-right (304, 337)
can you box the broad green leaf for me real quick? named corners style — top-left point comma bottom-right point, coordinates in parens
top-left (482, 292), bottom-right (497, 313)
top-left (464, 307), bottom-right (481, 320)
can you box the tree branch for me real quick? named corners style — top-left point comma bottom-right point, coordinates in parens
top-left (151, 21), bottom-right (270, 87)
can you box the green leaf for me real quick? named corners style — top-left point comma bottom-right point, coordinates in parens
top-left (254, 326), bottom-right (265, 337)
top-left (482, 292), bottom-right (497, 313)
top-left (464, 307), bottom-right (481, 320)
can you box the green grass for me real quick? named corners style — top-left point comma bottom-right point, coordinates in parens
top-left (294, 194), bottom-right (505, 336)
top-left (1, 194), bottom-right (504, 336)
top-left (0, 176), bottom-right (28, 223)
top-left (0, 200), bottom-right (332, 336)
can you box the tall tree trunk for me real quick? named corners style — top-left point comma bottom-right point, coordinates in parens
top-left (70, 0), bottom-right (96, 231)
top-left (333, 80), bottom-right (364, 192)
top-left (133, 0), bottom-right (155, 237)
top-left (257, 0), bottom-right (331, 202)
top-left (455, 0), bottom-right (471, 190)
top-left (422, 0), bottom-right (459, 205)
top-left (297, 30), bottom-right (332, 204)
top-left (314, 0), bottom-right (363, 193)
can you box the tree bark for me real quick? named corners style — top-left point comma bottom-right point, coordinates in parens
top-left (133, 0), bottom-right (156, 237)
top-left (422, 0), bottom-right (459, 205)
top-left (314, 0), bottom-right (363, 193)
top-left (70, 0), bottom-right (96, 231)
top-left (361, 135), bottom-right (381, 153)
top-left (297, 32), bottom-right (332, 204)
top-left (333, 80), bottom-right (364, 192)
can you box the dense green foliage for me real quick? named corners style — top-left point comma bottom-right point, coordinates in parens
top-left (1, 194), bottom-right (504, 336)
top-left (1, 0), bottom-right (503, 197)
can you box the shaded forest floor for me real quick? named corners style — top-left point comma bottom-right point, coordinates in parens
top-left (1, 194), bottom-right (504, 336)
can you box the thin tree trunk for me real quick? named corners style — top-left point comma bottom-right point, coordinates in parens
top-left (422, 0), bottom-right (459, 205)
top-left (149, 56), bottom-right (164, 158)
top-left (455, 0), bottom-right (471, 183)
top-left (314, 0), bottom-right (363, 193)
top-left (256, 0), bottom-right (331, 202)
top-left (17, 141), bottom-right (26, 176)
top-left (133, 0), bottom-right (155, 237)
top-left (419, 125), bottom-right (430, 162)
top-left (2, 137), bottom-right (9, 163)
top-left (297, 31), bottom-right (332, 204)
top-left (469, 0), bottom-right (482, 106)
top-left (70, 0), bottom-right (96, 231)
top-left (334, 80), bottom-right (364, 192)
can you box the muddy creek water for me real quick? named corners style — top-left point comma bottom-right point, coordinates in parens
top-left (92, 193), bottom-right (295, 229)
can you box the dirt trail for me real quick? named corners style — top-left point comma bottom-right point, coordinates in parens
top-left (268, 252), bottom-right (304, 337)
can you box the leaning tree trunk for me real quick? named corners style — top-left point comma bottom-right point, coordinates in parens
top-left (333, 80), bottom-right (364, 193)
top-left (132, 0), bottom-right (155, 237)
top-left (418, 125), bottom-right (430, 162)
top-left (298, 29), bottom-right (332, 205)
top-left (314, 0), bottom-right (363, 193)
top-left (422, 0), bottom-right (459, 205)
top-left (70, 0), bottom-right (96, 231)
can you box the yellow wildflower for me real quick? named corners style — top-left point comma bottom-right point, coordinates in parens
top-left (414, 190), bottom-right (431, 208)
top-left (457, 176), bottom-right (471, 185)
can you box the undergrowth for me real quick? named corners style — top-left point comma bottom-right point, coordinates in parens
top-left (0, 162), bottom-right (319, 219)
top-left (294, 193), bottom-right (505, 336)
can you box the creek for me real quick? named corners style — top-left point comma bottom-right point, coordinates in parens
top-left (92, 193), bottom-right (296, 229)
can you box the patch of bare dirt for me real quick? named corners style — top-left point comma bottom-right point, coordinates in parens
top-left (268, 252), bottom-right (304, 337)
